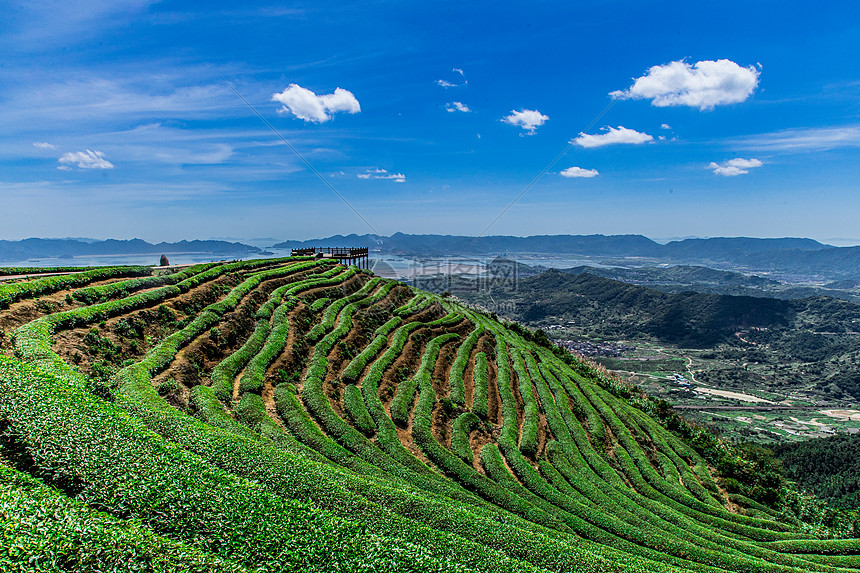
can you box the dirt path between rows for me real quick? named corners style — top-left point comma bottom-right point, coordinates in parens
top-left (0, 276), bottom-right (148, 339)
top-left (51, 275), bottom-right (238, 383)
top-left (431, 338), bottom-right (462, 449)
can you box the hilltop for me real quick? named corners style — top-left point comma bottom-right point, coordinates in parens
top-left (0, 258), bottom-right (858, 571)
top-left (548, 264), bottom-right (860, 303)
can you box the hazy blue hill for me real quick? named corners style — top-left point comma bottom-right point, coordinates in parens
top-left (275, 233), bottom-right (668, 255)
top-left (272, 232), bottom-right (664, 255)
top-left (394, 233), bottom-right (664, 256)
top-left (553, 264), bottom-right (859, 302)
top-left (662, 237), bottom-right (830, 261)
top-left (742, 246), bottom-right (860, 279)
top-left (274, 233), bottom-right (858, 280)
top-left (275, 233), bottom-right (829, 259)
top-left (510, 270), bottom-right (796, 347)
top-left (559, 264), bottom-right (780, 288)
top-left (643, 283), bottom-right (860, 303)
top-left (0, 238), bottom-right (261, 261)
top-left (271, 233), bottom-right (382, 250)
top-left (825, 279), bottom-right (860, 289)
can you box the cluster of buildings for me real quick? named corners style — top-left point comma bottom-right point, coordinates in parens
top-left (555, 339), bottom-right (636, 357)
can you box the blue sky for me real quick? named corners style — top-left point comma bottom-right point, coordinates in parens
top-left (1, 0), bottom-right (859, 243)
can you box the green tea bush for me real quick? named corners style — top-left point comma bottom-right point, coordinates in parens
top-left (448, 326), bottom-right (483, 405)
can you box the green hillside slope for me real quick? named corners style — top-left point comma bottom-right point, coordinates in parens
top-left (775, 433), bottom-right (860, 510)
top-left (0, 257), bottom-right (857, 572)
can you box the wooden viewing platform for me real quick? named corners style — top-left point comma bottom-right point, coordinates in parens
top-left (290, 247), bottom-right (370, 269)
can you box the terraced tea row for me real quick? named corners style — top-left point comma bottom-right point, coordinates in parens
top-left (0, 257), bottom-right (856, 572)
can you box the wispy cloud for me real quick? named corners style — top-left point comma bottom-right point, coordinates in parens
top-left (0, 77), bottom-right (236, 131)
top-left (357, 168), bottom-right (405, 182)
top-left (272, 84), bottom-right (360, 123)
top-left (436, 68), bottom-right (467, 88)
top-left (611, 59), bottom-right (760, 110)
top-left (560, 166), bottom-right (598, 178)
top-left (58, 149), bottom-right (114, 170)
top-left (660, 123), bottom-right (671, 130)
top-left (107, 123), bottom-right (238, 165)
top-left (33, 141), bottom-right (56, 149)
top-left (501, 109), bottom-right (548, 135)
top-left (708, 157), bottom-right (762, 176)
top-left (446, 101), bottom-right (471, 112)
top-left (733, 125), bottom-right (860, 152)
top-left (5, 1), bottom-right (157, 49)
top-left (572, 126), bottom-right (653, 148)
top-left (0, 179), bottom-right (233, 202)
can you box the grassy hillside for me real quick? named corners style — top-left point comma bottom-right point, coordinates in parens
top-left (774, 433), bottom-right (860, 510)
top-left (551, 264), bottom-right (860, 303)
top-left (510, 270), bottom-right (795, 347)
top-left (0, 257), bottom-right (858, 572)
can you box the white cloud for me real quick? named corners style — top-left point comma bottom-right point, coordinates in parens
top-left (437, 68), bottom-right (466, 88)
top-left (734, 125), bottom-right (860, 152)
top-left (33, 141), bottom-right (56, 149)
top-left (501, 109), bottom-right (549, 135)
top-left (358, 168), bottom-right (405, 183)
top-left (446, 101), bottom-right (471, 113)
top-left (611, 59), bottom-right (760, 110)
top-left (708, 157), bottom-right (762, 176)
top-left (572, 126), bottom-right (653, 148)
top-left (272, 84), bottom-right (360, 123)
top-left (660, 124), bottom-right (671, 130)
top-left (560, 167), bottom-right (599, 178)
top-left (57, 149), bottom-right (114, 169)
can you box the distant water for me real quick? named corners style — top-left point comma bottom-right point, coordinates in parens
top-left (367, 253), bottom-right (620, 281)
top-left (0, 250), bottom-right (292, 269)
top-left (506, 255), bottom-right (615, 269)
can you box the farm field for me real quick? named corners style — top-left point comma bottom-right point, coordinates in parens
top-left (579, 339), bottom-right (860, 442)
top-left (0, 257), bottom-right (858, 572)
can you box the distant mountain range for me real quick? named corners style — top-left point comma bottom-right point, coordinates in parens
top-left (273, 232), bottom-right (830, 257)
top-left (0, 238), bottom-right (261, 262)
top-left (5, 233), bottom-right (859, 281)
top-left (487, 262), bottom-right (860, 303)
top-left (274, 232), bottom-right (860, 281)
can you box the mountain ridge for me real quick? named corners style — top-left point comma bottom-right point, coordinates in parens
top-left (0, 238), bottom-right (261, 261)
top-left (273, 233), bottom-right (860, 280)
top-left (272, 232), bottom-right (831, 257)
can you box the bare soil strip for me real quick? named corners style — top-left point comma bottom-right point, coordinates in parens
top-left (430, 338), bottom-right (462, 448)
